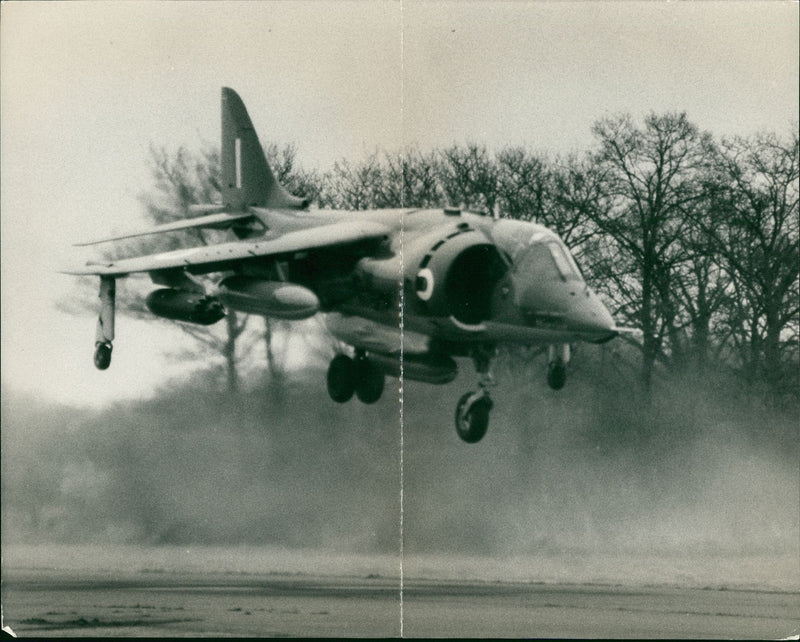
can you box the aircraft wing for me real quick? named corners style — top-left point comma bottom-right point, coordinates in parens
top-left (62, 220), bottom-right (390, 277)
top-left (73, 212), bottom-right (257, 246)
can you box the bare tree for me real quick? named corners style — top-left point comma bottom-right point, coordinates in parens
top-left (496, 147), bottom-right (552, 223)
top-left (704, 131), bottom-right (799, 394)
top-left (438, 143), bottom-right (499, 212)
top-left (264, 142), bottom-right (323, 205)
top-left (666, 219), bottom-right (731, 375)
top-left (586, 112), bottom-right (717, 387)
top-left (138, 144), bottom-right (251, 392)
top-left (318, 154), bottom-right (387, 210)
top-left (382, 147), bottom-right (444, 208)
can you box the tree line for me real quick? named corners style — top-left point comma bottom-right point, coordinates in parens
top-left (70, 112), bottom-right (798, 404)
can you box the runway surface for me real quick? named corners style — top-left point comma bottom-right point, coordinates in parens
top-left (2, 546), bottom-right (798, 638)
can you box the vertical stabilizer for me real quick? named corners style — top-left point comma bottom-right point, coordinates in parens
top-left (221, 87), bottom-right (308, 210)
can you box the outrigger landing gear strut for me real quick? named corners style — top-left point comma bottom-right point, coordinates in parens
top-left (94, 276), bottom-right (115, 370)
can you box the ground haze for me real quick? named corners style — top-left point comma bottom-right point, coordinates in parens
top-left (2, 365), bottom-right (798, 636)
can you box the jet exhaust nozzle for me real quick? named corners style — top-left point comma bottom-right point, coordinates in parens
top-left (145, 288), bottom-right (226, 325)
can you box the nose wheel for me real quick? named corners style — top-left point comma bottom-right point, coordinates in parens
top-left (547, 361), bottom-right (567, 390)
top-left (453, 346), bottom-right (496, 443)
top-left (546, 344), bottom-right (570, 390)
top-left (455, 391), bottom-right (493, 443)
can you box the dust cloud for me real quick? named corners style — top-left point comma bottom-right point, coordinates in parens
top-left (2, 348), bottom-right (798, 587)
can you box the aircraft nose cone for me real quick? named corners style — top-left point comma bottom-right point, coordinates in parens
top-left (571, 298), bottom-right (614, 330)
top-left (513, 276), bottom-right (617, 341)
top-left (567, 288), bottom-right (616, 338)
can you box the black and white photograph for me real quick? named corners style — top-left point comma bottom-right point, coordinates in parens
top-left (1, 1), bottom-right (798, 637)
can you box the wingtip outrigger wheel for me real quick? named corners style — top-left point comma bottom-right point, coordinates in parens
top-left (94, 341), bottom-right (113, 370)
top-left (94, 276), bottom-right (116, 371)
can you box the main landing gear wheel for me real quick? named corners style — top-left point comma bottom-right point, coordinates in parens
top-left (355, 359), bottom-right (384, 404)
top-left (327, 354), bottom-right (356, 403)
top-left (455, 391), bottom-right (493, 443)
top-left (326, 354), bottom-right (386, 404)
top-left (547, 361), bottom-right (567, 390)
top-left (94, 341), bottom-right (113, 370)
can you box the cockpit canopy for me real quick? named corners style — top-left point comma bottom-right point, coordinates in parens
top-left (492, 220), bottom-right (584, 282)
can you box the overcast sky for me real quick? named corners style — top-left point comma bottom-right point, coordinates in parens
top-left (1, 1), bottom-right (798, 406)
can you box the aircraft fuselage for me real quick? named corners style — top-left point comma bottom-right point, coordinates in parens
top-left (251, 207), bottom-right (616, 353)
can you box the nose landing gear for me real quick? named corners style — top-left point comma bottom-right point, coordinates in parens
top-left (546, 344), bottom-right (570, 390)
top-left (454, 347), bottom-right (496, 443)
top-left (455, 390), bottom-right (493, 443)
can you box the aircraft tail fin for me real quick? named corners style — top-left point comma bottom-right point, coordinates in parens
top-left (221, 87), bottom-right (309, 211)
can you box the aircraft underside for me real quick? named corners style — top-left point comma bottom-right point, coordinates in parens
top-left (322, 311), bottom-right (571, 443)
top-left (90, 276), bottom-right (572, 444)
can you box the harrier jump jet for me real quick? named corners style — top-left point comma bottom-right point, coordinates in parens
top-left (65, 88), bottom-right (626, 443)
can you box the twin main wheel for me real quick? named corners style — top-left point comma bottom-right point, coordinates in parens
top-left (326, 354), bottom-right (385, 404)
